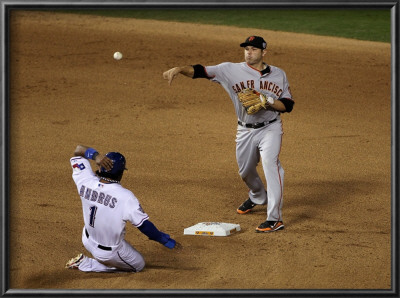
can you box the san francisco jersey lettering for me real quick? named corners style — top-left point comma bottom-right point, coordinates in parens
top-left (205, 62), bottom-right (292, 123)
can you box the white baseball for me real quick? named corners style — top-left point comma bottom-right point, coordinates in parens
top-left (113, 52), bottom-right (123, 60)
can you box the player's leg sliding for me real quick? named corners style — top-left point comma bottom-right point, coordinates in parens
top-left (65, 254), bottom-right (113, 272)
top-left (65, 253), bottom-right (140, 273)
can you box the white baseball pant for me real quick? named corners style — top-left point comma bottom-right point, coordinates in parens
top-left (77, 227), bottom-right (145, 273)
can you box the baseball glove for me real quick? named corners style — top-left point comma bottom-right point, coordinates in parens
top-left (237, 88), bottom-right (268, 115)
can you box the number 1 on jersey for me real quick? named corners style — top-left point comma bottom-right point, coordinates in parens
top-left (89, 206), bottom-right (98, 227)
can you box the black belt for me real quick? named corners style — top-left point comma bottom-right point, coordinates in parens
top-left (85, 229), bottom-right (112, 251)
top-left (238, 118), bottom-right (277, 129)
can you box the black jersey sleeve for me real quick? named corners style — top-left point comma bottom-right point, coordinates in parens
top-left (279, 98), bottom-right (295, 113)
top-left (192, 64), bottom-right (210, 79)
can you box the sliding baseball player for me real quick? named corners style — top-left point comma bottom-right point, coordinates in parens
top-left (65, 145), bottom-right (181, 272)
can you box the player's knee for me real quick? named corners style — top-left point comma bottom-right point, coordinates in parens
top-left (135, 256), bottom-right (145, 272)
top-left (238, 168), bottom-right (251, 180)
top-left (136, 264), bottom-right (145, 272)
top-left (262, 157), bottom-right (278, 169)
top-left (137, 260), bottom-right (145, 272)
top-left (239, 173), bottom-right (248, 182)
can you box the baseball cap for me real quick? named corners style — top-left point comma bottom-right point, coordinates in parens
top-left (240, 36), bottom-right (267, 50)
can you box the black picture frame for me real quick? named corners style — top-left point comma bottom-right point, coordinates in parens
top-left (1, 1), bottom-right (398, 297)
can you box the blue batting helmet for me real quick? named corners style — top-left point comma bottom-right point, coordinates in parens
top-left (101, 152), bottom-right (127, 175)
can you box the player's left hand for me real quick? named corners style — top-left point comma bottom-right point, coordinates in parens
top-left (95, 154), bottom-right (113, 172)
top-left (237, 88), bottom-right (269, 114)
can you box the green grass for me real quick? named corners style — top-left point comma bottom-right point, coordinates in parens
top-left (59, 9), bottom-right (391, 43)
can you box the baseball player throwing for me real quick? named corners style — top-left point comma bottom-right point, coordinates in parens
top-left (163, 36), bottom-right (294, 232)
top-left (65, 145), bottom-right (181, 272)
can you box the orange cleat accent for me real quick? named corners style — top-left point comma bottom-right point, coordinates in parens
top-left (256, 221), bottom-right (284, 233)
top-left (236, 208), bottom-right (252, 214)
top-left (236, 198), bottom-right (256, 214)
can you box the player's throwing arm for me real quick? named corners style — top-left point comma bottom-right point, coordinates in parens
top-left (163, 66), bottom-right (194, 85)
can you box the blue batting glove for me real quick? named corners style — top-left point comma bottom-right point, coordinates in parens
top-left (164, 238), bottom-right (176, 249)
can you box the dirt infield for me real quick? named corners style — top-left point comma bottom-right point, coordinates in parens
top-left (8, 11), bottom-right (391, 290)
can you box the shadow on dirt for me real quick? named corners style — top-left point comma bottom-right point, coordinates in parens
top-left (286, 177), bottom-right (384, 226)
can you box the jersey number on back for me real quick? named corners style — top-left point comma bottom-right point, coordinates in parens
top-left (89, 206), bottom-right (97, 227)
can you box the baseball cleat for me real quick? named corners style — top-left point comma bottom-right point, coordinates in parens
top-left (237, 198), bottom-right (256, 214)
top-left (65, 253), bottom-right (85, 269)
top-left (256, 221), bottom-right (284, 233)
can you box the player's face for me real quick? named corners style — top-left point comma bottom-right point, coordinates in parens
top-left (244, 46), bottom-right (265, 65)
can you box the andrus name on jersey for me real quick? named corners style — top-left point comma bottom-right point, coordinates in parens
top-left (232, 80), bottom-right (283, 97)
top-left (79, 185), bottom-right (117, 208)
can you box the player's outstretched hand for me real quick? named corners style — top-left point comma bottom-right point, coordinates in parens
top-left (163, 67), bottom-right (180, 86)
top-left (95, 154), bottom-right (113, 172)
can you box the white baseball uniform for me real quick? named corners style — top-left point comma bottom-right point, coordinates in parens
top-left (203, 62), bottom-right (293, 221)
top-left (70, 156), bottom-right (148, 272)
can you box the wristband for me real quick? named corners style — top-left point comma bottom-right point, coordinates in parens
top-left (84, 148), bottom-right (99, 160)
top-left (92, 152), bottom-right (99, 160)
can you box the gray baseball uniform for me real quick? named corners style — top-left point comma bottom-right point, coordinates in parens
top-left (204, 62), bottom-right (293, 221)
